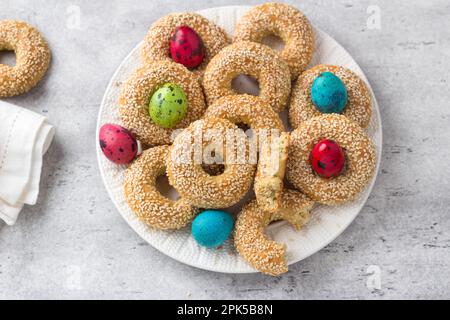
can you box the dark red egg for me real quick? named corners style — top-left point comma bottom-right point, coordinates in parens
top-left (169, 26), bottom-right (205, 69)
top-left (99, 124), bottom-right (138, 165)
top-left (310, 139), bottom-right (346, 178)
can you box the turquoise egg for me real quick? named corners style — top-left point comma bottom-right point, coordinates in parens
top-left (311, 72), bottom-right (348, 114)
top-left (149, 83), bottom-right (187, 129)
top-left (191, 210), bottom-right (234, 248)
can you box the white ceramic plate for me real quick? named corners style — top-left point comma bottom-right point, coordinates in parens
top-left (96, 6), bottom-right (382, 274)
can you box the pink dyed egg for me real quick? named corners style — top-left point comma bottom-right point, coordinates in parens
top-left (169, 26), bottom-right (205, 69)
top-left (310, 139), bottom-right (346, 178)
top-left (99, 124), bottom-right (137, 165)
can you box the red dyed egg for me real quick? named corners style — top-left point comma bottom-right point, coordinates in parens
top-left (99, 124), bottom-right (138, 165)
top-left (310, 139), bottom-right (346, 178)
top-left (169, 26), bottom-right (205, 69)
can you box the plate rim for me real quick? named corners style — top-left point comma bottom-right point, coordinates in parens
top-left (96, 5), bottom-right (383, 274)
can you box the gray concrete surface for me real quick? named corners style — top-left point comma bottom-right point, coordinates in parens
top-left (0, 0), bottom-right (449, 299)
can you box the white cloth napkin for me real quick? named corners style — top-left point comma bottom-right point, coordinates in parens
top-left (0, 100), bottom-right (55, 225)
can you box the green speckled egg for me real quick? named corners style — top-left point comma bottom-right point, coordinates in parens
top-left (149, 83), bottom-right (187, 128)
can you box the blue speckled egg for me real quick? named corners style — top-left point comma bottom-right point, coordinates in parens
top-left (311, 72), bottom-right (348, 114)
top-left (191, 210), bottom-right (234, 248)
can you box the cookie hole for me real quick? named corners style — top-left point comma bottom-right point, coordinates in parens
top-left (235, 122), bottom-right (250, 132)
top-left (0, 50), bottom-right (16, 67)
top-left (261, 34), bottom-right (285, 51)
top-left (231, 74), bottom-right (260, 96)
top-left (156, 174), bottom-right (180, 200)
top-left (201, 164), bottom-right (225, 176)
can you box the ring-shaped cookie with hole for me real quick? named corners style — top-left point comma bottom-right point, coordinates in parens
top-left (0, 20), bottom-right (51, 98)
top-left (234, 2), bottom-right (314, 80)
top-left (167, 117), bottom-right (256, 208)
top-left (119, 61), bottom-right (206, 147)
top-left (234, 189), bottom-right (315, 276)
top-left (141, 12), bottom-right (230, 78)
top-left (203, 41), bottom-right (291, 113)
top-left (124, 145), bottom-right (197, 230)
top-left (286, 114), bottom-right (376, 205)
top-left (289, 64), bottom-right (372, 129)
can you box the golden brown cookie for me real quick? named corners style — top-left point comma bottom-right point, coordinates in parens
top-left (0, 20), bottom-right (51, 97)
top-left (289, 65), bottom-right (372, 129)
top-left (234, 3), bottom-right (314, 80)
top-left (167, 117), bottom-right (256, 208)
top-left (234, 189), bottom-right (315, 276)
top-left (119, 61), bottom-right (206, 147)
top-left (203, 41), bottom-right (291, 113)
top-left (124, 145), bottom-right (197, 230)
top-left (286, 114), bottom-right (376, 205)
top-left (141, 13), bottom-right (230, 78)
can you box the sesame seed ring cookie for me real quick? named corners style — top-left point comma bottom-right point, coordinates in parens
top-left (289, 64), bottom-right (372, 129)
top-left (204, 94), bottom-right (284, 133)
top-left (141, 13), bottom-right (230, 78)
top-left (124, 145), bottom-right (197, 230)
top-left (235, 189), bottom-right (315, 276)
top-left (119, 61), bottom-right (206, 147)
top-left (203, 41), bottom-right (291, 113)
top-left (0, 20), bottom-right (51, 98)
top-left (167, 117), bottom-right (256, 209)
top-left (234, 3), bottom-right (314, 80)
top-left (286, 114), bottom-right (376, 205)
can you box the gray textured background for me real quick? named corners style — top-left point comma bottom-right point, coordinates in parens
top-left (0, 0), bottom-right (449, 299)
